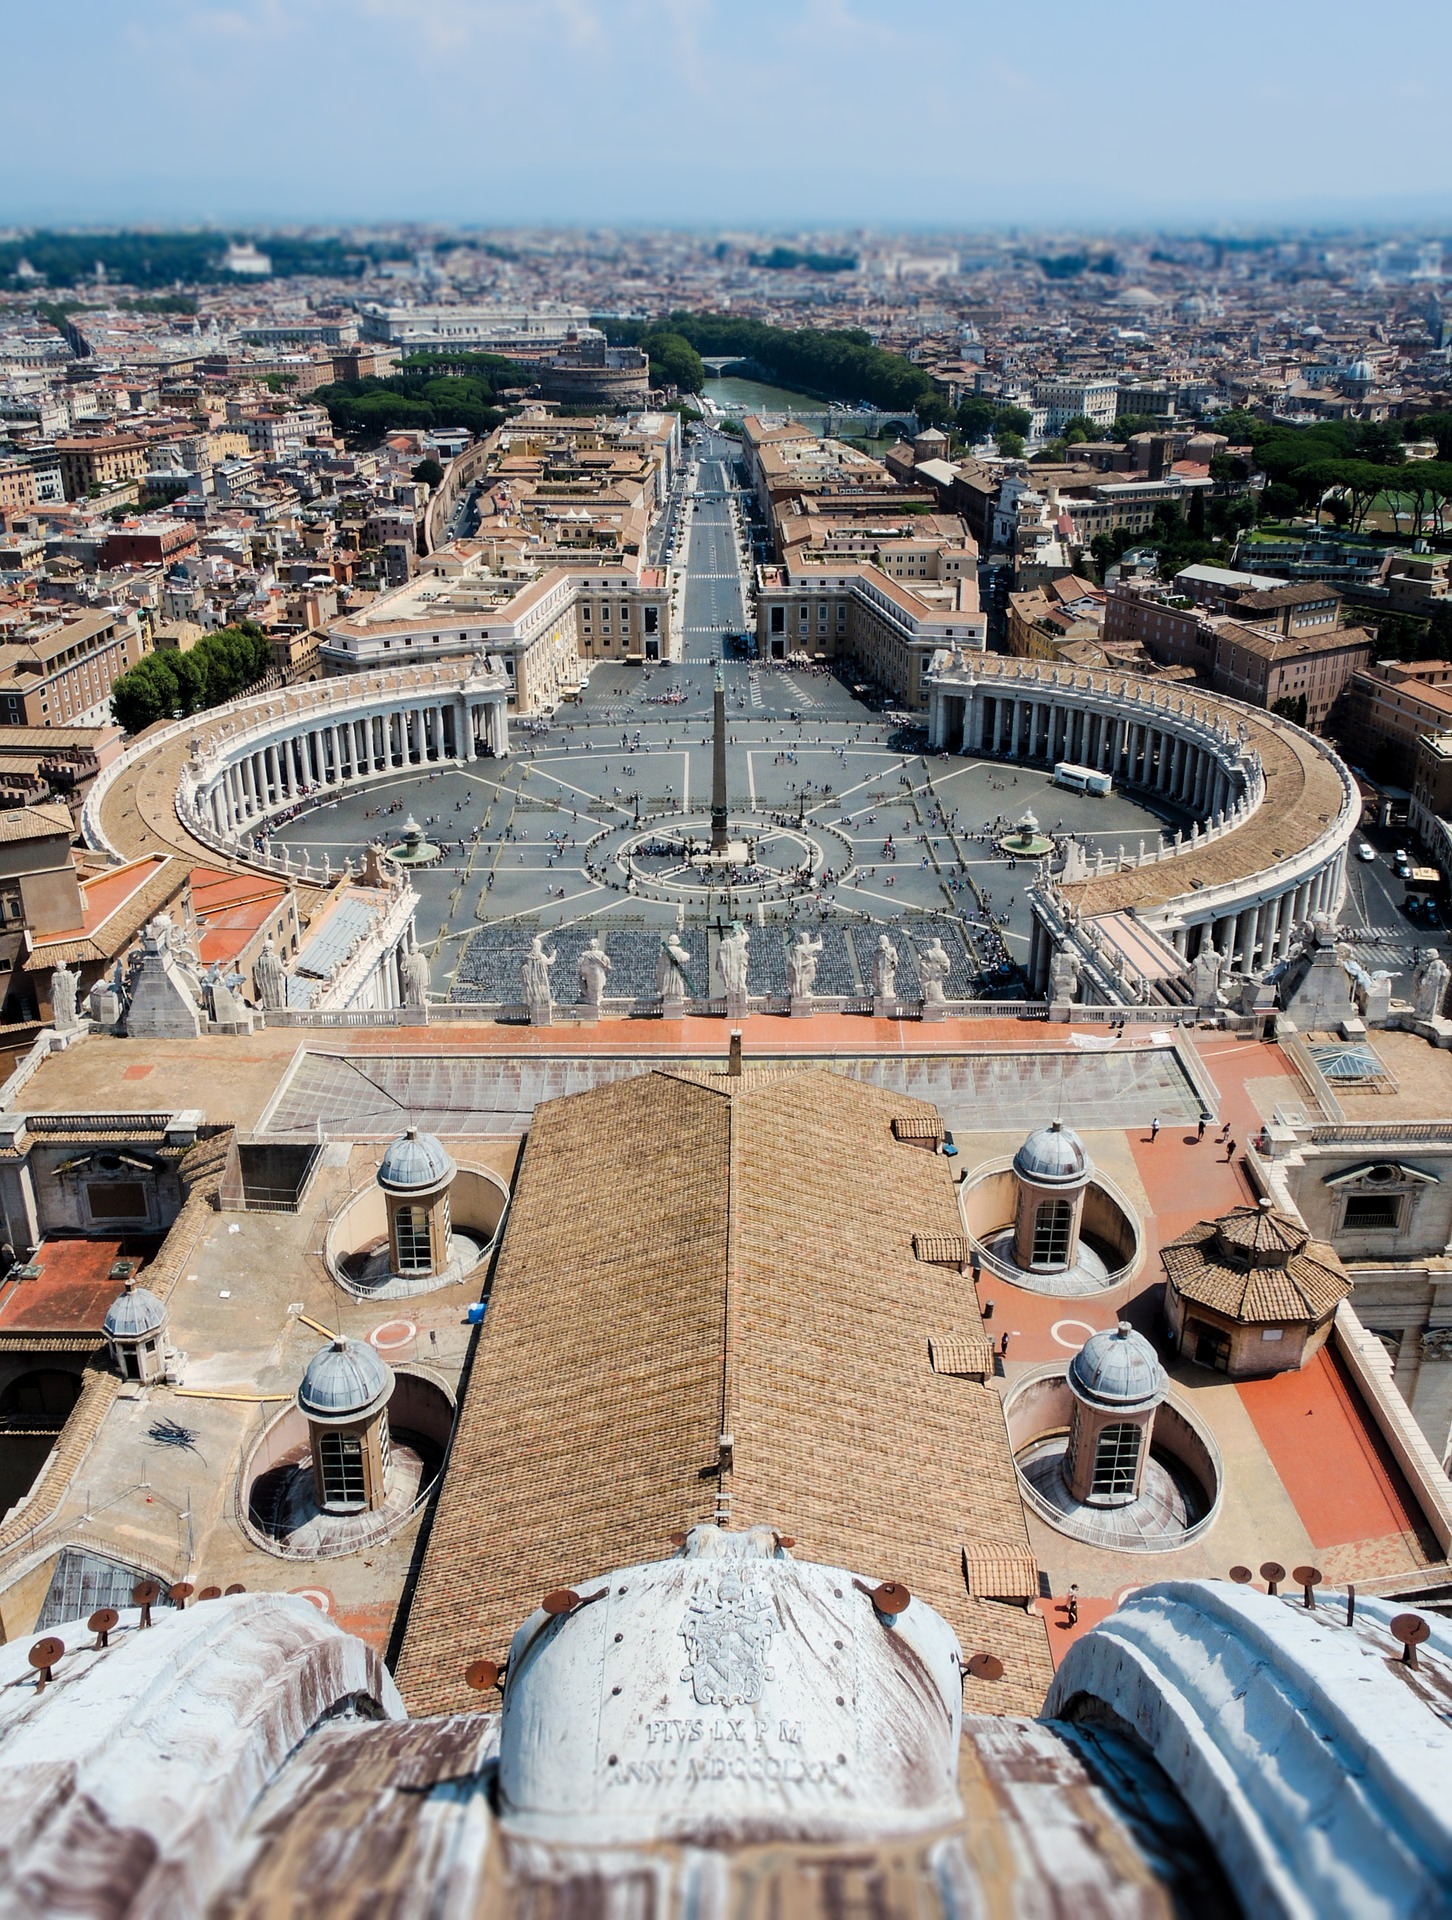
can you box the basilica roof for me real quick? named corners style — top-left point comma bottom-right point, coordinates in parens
top-left (394, 1065), bottom-right (1052, 1720)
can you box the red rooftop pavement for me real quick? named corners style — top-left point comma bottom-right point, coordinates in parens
top-left (1237, 1345), bottom-right (1431, 1554)
top-left (0, 1238), bottom-right (127, 1334)
top-left (1042, 1591), bottom-right (1118, 1669)
top-left (345, 1011), bottom-right (1062, 1057)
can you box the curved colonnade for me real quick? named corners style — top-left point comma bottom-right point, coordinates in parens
top-left (926, 655), bottom-right (1358, 997)
top-left (84, 660), bottom-right (513, 880)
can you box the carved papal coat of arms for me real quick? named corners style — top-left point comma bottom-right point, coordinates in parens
top-left (680, 1569), bottom-right (777, 1708)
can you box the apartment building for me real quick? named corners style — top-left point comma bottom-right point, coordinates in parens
top-left (1340, 661), bottom-right (1452, 780)
top-left (52, 434), bottom-right (151, 500)
top-left (754, 559), bottom-right (985, 707)
top-left (237, 406), bottom-right (331, 457)
top-left (1210, 619), bottom-right (1371, 729)
top-left (1105, 576), bottom-right (1369, 729)
top-left (1382, 550), bottom-right (1452, 616)
top-left (1411, 729), bottom-right (1452, 836)
top-left (0, 461), bottom-right (40, 514)
top-left (0, 802), bottom-right (85, 939)
top-left (775, 510), bottom-right (978, 596)
top-left (0, 607), bottom-right (147, 729)
top-left (1007, 578), bottom-right (1107, 662)
top-left (1230, 580), bottom-right (1345, 636)
top-left (1058, 476), bottom-right (1214, 542)
top-left (99, 518), bottom-right (201, 568)
top-left (1034, 377), bottom-right (1119, 432)
top-left (740, 416), bottom-right (931, 529)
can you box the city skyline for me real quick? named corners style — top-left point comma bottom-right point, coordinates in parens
top-left (9, 0), bottom-right (1452, 229)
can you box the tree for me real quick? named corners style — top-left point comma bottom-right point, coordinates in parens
top-left (1111, 413), bottom-right (1161, 442)
top-left (599, 312), bottom-right (934, 411)
top-left (1259, 480), bottom-right (1299, 521)
top-left (412, 457), bottom-right (445, 489)
top-left (1407, 411), bottom-right (1452, 461)
top-left (956, 397), bottom-right (1000, 443)
top-left (1207, 408), bottom-right (1261, 444)
top-left (1060, 414), bottom-right (1099, 442)
top-left (1207, 494), bottom-right (1255, 539)
top-left (914, 392), bottom-right (952, 428)
top-left (1344, 420), bottom-right (1404, 465)
top-left (639, 329), bottom-right (705, 395)
top-left (996, 430), bottom-right (1025, 459)
top-left (110, 621), bottom-right (270, 734)
top-left (1272, 693), bottom-right (1308, 726)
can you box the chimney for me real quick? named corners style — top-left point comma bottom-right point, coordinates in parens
top-left (728, 1029), bottom-right (743, 1077)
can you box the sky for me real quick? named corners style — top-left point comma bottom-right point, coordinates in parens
top-left (6, 0), bottom-right (1452, 232)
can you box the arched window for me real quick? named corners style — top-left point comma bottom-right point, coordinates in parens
top-left (395, 1203), bottom-right (433, 1272)
top-left (1031, 1198), bottom-right (1074, 1269)
top-left (318, 1430), bottom-right (367, 1509)
top-left (1092, 1422), bottom-right (1142, 1498)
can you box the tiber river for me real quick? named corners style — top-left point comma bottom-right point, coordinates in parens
top-left (700, 375), bottom-right (895, 454)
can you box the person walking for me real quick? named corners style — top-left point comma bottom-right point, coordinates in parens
top-left (1150, 1115), bottom-right (1160, 1142)
top-left (1224, 1136), bottom-right (1237, 1162)
top-left (1197, 1116), bottom-right (1206, 1142)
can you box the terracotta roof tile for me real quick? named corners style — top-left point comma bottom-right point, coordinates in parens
top-left (929, 1332), bottom-right (996, 1379)
top-left (962, 1537), bottom-right (1040, 1602)
top-left (916, 1233), bottom-right (969, 1268)
top-left (1161, 1216), bottom-right (1351, 1324)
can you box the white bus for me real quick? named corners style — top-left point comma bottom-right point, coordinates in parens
top-left (1053, 761), bottom-right (1112, 797)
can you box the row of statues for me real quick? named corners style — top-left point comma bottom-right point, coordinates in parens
top-left (518, 923), bottom-right (956, 1021)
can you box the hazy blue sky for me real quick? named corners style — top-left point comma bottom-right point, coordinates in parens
top-left (8, 0), bottom-right (1452, 230)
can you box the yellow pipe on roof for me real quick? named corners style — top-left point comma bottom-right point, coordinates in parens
top-left (173, 1388), bottom-right (292, 1401)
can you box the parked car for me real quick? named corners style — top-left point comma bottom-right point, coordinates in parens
top-left (1356, 842), bottom-right (1377, 861)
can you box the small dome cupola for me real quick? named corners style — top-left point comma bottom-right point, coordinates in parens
top-left (377, 1127), bottom-right (457, 1283)
top-left (103, 1278), bottom-right (168, 1383)
top-left (1011, 1121), bottom-right (1095, 1276)
top-left (1013, 1121), bottom-right (1091, 1188)
top-left (1211, 1204), bottom-right (1305, 1271)
top-left (298, 1336), bottom-right (392, 1423)
top-left (377, 1126), bottom-right (455, 1195)
top-left (297, 1336), bottom-right (396, 1515)
top-left (103, 1280), bottom-right (166, 1343)
top-left (1068, 1321), bottom-right (1167, 1415)
top-left (1063, 1323), bottom-right (1168, 1508)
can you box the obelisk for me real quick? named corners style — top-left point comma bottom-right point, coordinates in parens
top-left (710, 663), bottom-right (729, 852)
